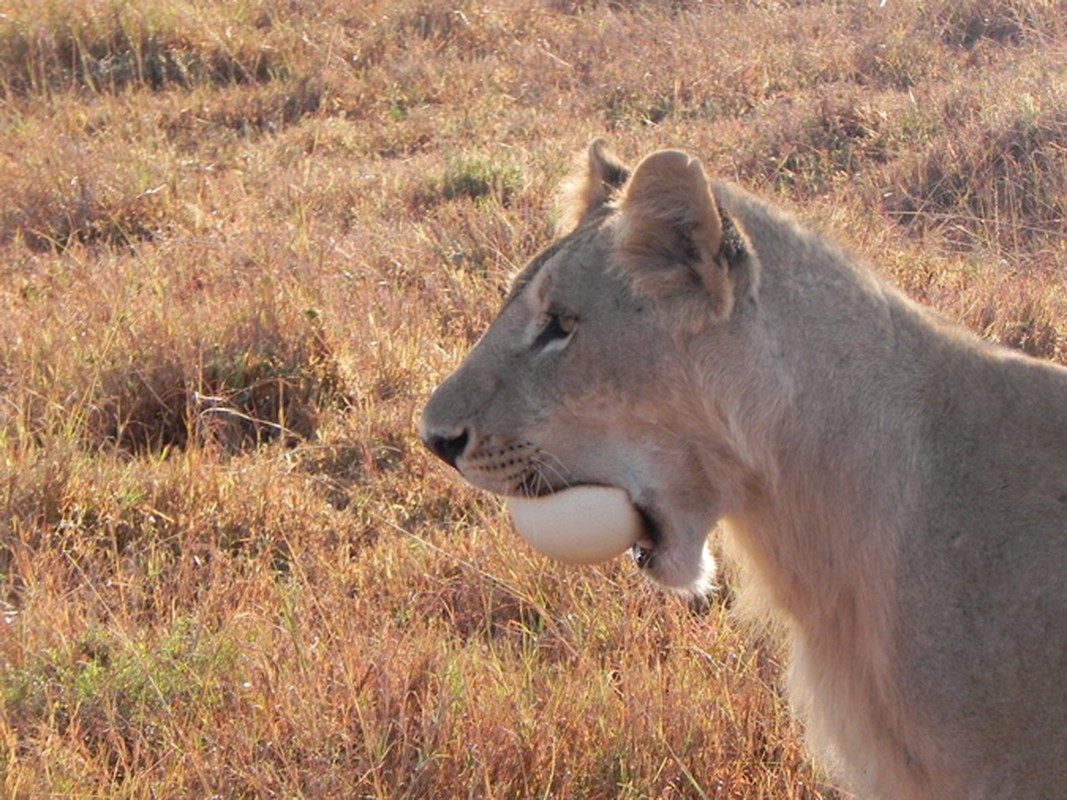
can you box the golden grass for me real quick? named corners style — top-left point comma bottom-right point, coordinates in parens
top-left (1, 1), bottom-right (1065, 797)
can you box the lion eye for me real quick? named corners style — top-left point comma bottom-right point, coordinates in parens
top-left (533, 311), bottom-right (576, 350)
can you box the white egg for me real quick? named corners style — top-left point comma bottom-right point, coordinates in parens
top-left (506, 485), bottom-right (644, 565)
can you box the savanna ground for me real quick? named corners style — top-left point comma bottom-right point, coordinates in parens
top-left (1, 1), bottom-right (1065, 797)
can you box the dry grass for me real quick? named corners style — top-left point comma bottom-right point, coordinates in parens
top-left (1, 1), bottom-right (1064, 797)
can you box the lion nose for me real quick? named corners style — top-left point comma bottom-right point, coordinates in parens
top-left (423, 429), bottom-right (470, 470)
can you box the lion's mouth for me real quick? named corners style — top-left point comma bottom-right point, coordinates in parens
top-left (516, 478), bottom-right (555, 499)
top-left (515, 476), bottom-right (660, 567)
top-left (516, 469), bottom-right (565, 498)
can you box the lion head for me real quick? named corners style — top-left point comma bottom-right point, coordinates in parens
top-left (420, 140), bottom-right (761, 593)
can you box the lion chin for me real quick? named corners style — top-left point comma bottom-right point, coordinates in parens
top-left (420, 139), bottom-right (1067, 800)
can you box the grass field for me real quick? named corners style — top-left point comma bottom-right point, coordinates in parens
top-left (1, 1), bottom-right (1065, 797)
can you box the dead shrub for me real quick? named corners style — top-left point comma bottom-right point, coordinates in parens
top-left (885, 102), bottom-right (1067, 251)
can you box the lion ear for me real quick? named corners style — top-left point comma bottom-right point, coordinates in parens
top-left (616, 150), bottom-right (733, 320)
top-left (557, 139), bottom-right (630, 234)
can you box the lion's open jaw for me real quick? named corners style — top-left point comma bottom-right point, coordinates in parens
top-left (631, 504), bottom-right (660, 569)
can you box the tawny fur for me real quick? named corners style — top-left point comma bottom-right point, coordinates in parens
top-left (421, 141), bottom-right (1067, 799)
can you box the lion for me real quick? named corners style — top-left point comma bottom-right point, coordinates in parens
top-left (419, 140), bottom-right (1067, 799)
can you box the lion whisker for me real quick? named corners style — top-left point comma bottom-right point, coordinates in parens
top-left (531, 450), bottom-right (573, 492)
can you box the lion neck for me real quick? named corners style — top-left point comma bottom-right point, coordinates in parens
top-left (691, 189), bottom-right (929, 632)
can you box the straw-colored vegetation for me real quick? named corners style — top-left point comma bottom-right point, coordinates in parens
top-left (1, 1), bottom-right (1064, 797)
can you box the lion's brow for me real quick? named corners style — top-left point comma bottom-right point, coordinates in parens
top-left (504, 239), bottom-right (566, 306)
